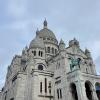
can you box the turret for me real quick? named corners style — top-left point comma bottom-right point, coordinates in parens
top-left (21, 46), bottom-right (28, 71)
top-left (85, 48), bottom-right (96, 74)
top-left (85, 49), bottom-right (92, 59)
top-left (59, 39), bottom-right (65, 51)
top-left (69, 38), bottom-right (80, 47)
top-left (29, 35), bottom-right (45, 59)
top-left (22, 46), bottom-right (28, 56)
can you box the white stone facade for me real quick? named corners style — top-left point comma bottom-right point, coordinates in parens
top-left (0, 20), bottom-right (100, 100)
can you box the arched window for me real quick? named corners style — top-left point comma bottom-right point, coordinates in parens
top-left (39, 51), bottom-right (41, 56)
top-left (33, 51), bottom-right (36, 56)
top-left (41, 52), bottom-right (43, 57)
top-left (38, 51), bottom-right (43, 57)
top-left (45, 47), bottom-right (47, 53)
top-left (55, 49), bottom-right (57, 54)
top-left (86, 68), bottom-right (88, 73)
top-left (45, 78), bottom-right (47, 93)
top-left (57, 89), bottom-right (59, 99)
top-left (70, 83), bottom-right (78, 100)
top-left (85, 81), bottom-right (93, 100)
top-left (60, 89), bottom-right (62, 98)
top-left (57, 88), bottom-right (62, 99)
top-left (38, 65), bottom-right (43, 70)
top-left (47, 38), bottom-right (50, 40)
top-left (47, 47), bottom-right (50, 53)
top-left (40, 82), bottom-right (42, 93)
top-left (52, 47), bottom-right (54, 54)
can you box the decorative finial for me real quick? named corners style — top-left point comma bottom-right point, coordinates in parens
top-left (43, 18), bottom-right (47, 28)
top-left (74, 37), bottom-right (76, 40)
top-left (36, 28), bottom-right (39, 36)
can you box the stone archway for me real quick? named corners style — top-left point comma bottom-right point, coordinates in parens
top-left (85, 81), bottom-right (93, 100)
top-left (95, 82), bottom-right (100, 100)
top-left (70, 83), bottom-right (78, 100)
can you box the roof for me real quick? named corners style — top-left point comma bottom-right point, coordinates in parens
top-left (37, 19), bottom-right (57, 41)
top-left (38, 28), bottom-right (57, 40)
top-left (29, 36), bottom-right (45, 49)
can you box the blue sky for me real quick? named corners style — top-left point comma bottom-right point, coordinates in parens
top-left (0, 0), bottom-right (100, 89)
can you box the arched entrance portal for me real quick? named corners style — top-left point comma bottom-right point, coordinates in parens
top-left (85, 81), bottom-right (93, 100)
top-left (95, 82), bottom-right (100, 100)
top-left (70, 83), bottom-right (78, 100)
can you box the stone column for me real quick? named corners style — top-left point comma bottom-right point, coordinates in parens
top-left (81, 82), bottom-right (88, 100)
top-left (76, 81), bottom-right (88, 100)
top-left (92, 88), bottom-right (98, 100)
top-left (76, 82), bottom-right (83, 100)
top-left (68, 88), bottom-right (74, 100)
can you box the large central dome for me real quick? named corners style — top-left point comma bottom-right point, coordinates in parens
top-left (33, 20), bottom-right (59, 58)
top-left (37, 19), bottom-right (58, 44)
top-left (38, 28), bottom-right (56, 40)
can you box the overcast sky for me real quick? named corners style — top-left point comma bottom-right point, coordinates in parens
top-left (0, 0), bottom-right (100, 89)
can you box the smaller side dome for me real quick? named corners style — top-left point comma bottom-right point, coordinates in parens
top-left (85, 49), bottom-right (90, 53)
top-left (85, 48), bottom-right (92, 58)
top-left (29, 36), bottom-right (45, 49)
top-left (69, 38), bottom-right (79, 47)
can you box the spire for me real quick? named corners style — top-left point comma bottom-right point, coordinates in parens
top-left (43, 18), bottom-right (47, 28)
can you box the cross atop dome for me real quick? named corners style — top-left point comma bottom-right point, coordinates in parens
top-left (43, 18), bottom-right (48, 28)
